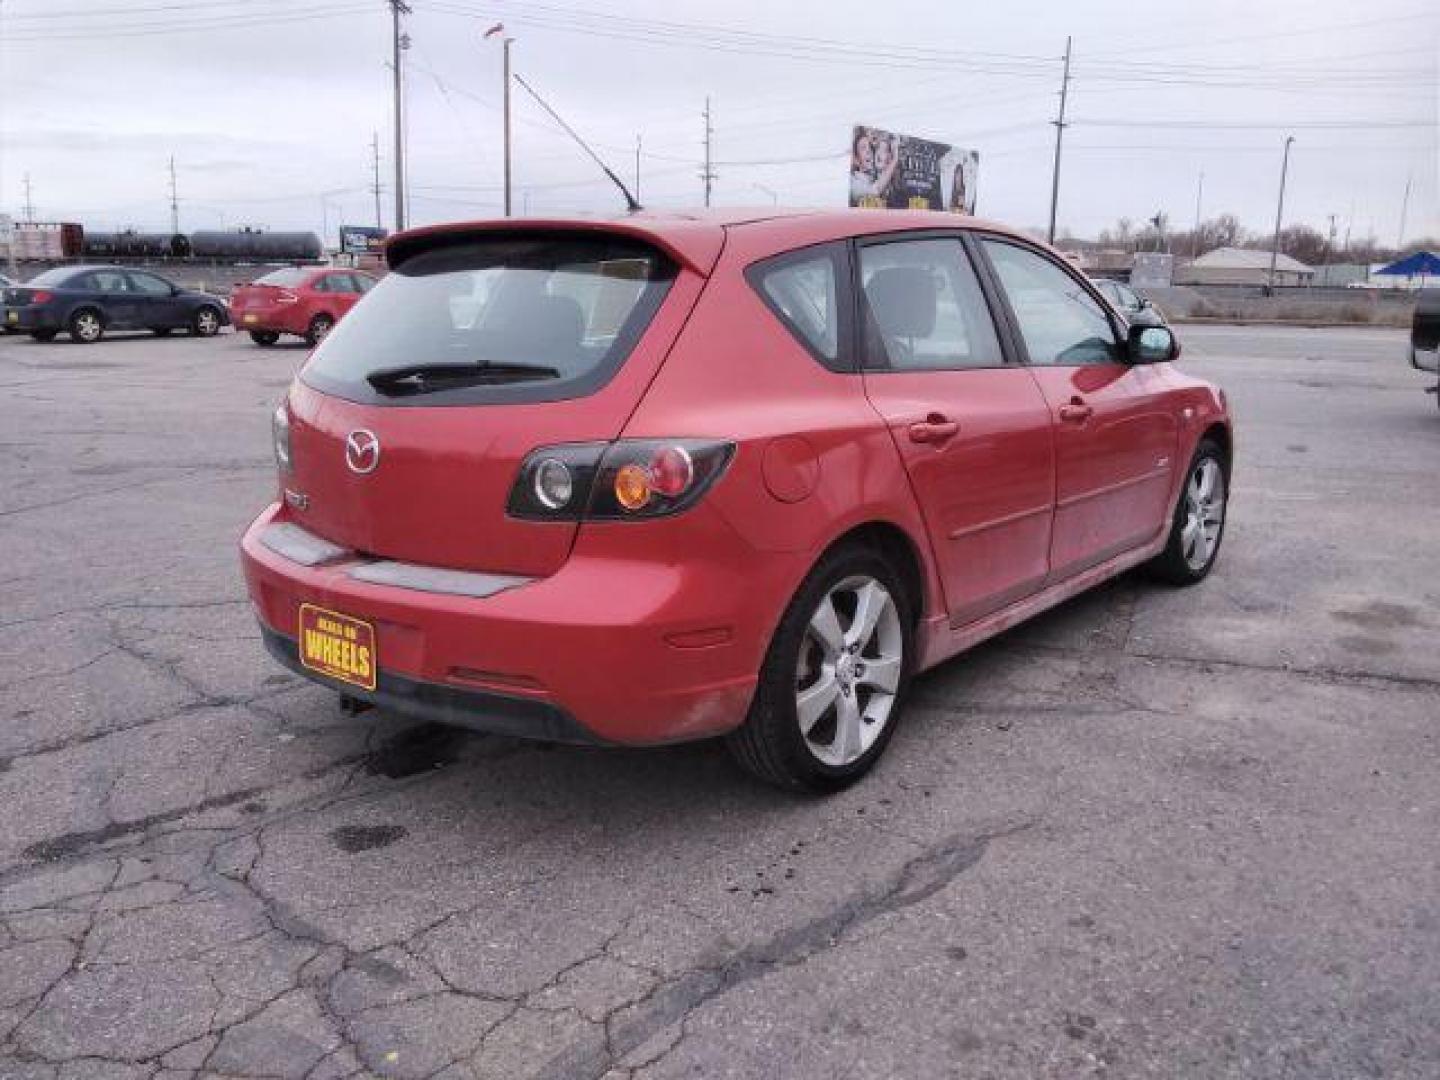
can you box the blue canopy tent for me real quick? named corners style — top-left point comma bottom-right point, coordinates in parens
top-left (1375, 251), bottom-right (1440, 283)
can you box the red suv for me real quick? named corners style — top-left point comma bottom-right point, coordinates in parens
top-left (240, 210), bottom-right (1231, 792)
top-left (231, 268), bottom-right (376, 347)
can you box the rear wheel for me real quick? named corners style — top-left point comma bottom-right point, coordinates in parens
top-left (305, 313), bottom-right (334, 347)
top-left (1145, 437), bottom-right (1228, 586)
top-left (249, 330), bottom-right (280, 347)
top-left (68, 308), bottom-right (104, 344)
top-left (727, 543), bottom-right (913, 793)
top-left (191, 306), bottom-right (222, 337)
top-left (30, 329), bottom-right (58, 342)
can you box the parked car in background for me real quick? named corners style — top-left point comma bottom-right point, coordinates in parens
top-left (230, 268), bottom-right (376, 347)
top-left (1410, 289), bottom-right (1439, 410)
top-left (241, 209), bottom-right (1231, 792)
top-left (0, 272), bottom-right (14, 333)
top-left (1095, 277), bottom-right (1166, 327)
top-left (1, 265), bottom-right (228, 343)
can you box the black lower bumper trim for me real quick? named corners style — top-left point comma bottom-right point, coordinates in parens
top-left (260, 625), bottom-right (608, 746)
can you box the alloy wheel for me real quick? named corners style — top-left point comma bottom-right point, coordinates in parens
top-left (196, 309), bottom-right (219, 336)
top-left (1182, 458), bottom-right (1226, 571)
top-left (795, 575), bottom-right (904, 768)
top-left (75, 313), bottom-right (102, 342)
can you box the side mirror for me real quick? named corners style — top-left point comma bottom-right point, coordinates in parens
top-left (1128, 324), bottom-right (1178, 364)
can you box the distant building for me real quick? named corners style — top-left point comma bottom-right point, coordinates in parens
top-left (1179, 246), bottom-right (1315, 287)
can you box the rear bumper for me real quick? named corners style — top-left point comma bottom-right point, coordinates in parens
top-left (3, 307), bottom-right (61, 331)
top-left (234, 307), bottom-right (304, 334)
top-left (240, 503), bottom-right (793, 746)
top-left (259, 624), bottom-right (603, 744)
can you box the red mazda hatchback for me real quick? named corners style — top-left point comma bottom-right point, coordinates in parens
top-left (231, 267), bottom-right (376, 347)
top-left (240, 209), bottom-right (1231, 791)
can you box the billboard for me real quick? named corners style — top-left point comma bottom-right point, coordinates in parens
top-left (339, 225), bottom-right (387, 255)
top-left (849, 126), bottom-right (978, 213)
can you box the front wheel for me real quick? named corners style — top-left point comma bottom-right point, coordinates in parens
top-left (68, 308), bottom-right (104, 344)
top-left (305, 314), bottom-right (334, 347)
top-left (191, 306), bottom-right (222, 337)
top-left (249, 330), bottom-right (280, 347)
top-left (1145, 438), bottom-right (1228, 586)
top-left (727, 544), bottom-right (913, 793)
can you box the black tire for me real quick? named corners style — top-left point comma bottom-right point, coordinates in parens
top-left (726, 542), bottom-right (915, 793)
top-left (67, 308), bottom-right (104, 344)
top-left (30, 330), bottom-right (59, 342)
top-left (305, 314), bottom-right (334, 348)
top-left (191, 306), bottom-right (223, 338)
top-left (249, 330), bottom-right (281, 347)
top-left (1144, 437), bottom-right (1229, 586)
top-left (151, 328), bottom-right (174, 337)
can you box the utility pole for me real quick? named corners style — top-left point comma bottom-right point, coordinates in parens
top-left (1397, 172), bottom-right (1412, 250)
top-left (168, 156), bottom-right (179, 234)
top-left (483, 24), bottom-right (513, 216)
top-left (22, 173), bottom-right (34, 222)
top-left (1046, 36), bottom-right (1072, 245)
top-left (370, 132), bottom-right (383, 229)
top-left (389, 0), bottom-right (411, 232)
top-left (1267, 135), bottom-right (1294, 292)
top-left (1323, 213), bottom-right (1338, 285)
top-left (1191, 170), bottom-right (1204, 258)
top-left (701, 97), bottom-right (716, 208)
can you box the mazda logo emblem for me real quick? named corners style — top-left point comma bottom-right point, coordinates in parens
top-left (345, 430), bottom-right (381, 475)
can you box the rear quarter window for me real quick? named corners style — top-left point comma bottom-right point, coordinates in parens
top-left (299, 234), bottom-right (676, 407)
top-left (746, 243), bottom-right (850, 371)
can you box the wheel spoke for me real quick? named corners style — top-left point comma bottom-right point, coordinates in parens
top-left (809, 596), bottom-right (845, 659)
top-left (833, 692), bottom-right (863, 763)
top-left (795, 672), bottom-right (839, 736)
top-left (1196, 462), bottom-right (1216, 502)
top-left (846, 581), bottom-right (890, 650)
top-left (857, 654), bottom-right (901, 694)
top-left (1181, 518), bottom-right (1199, 558)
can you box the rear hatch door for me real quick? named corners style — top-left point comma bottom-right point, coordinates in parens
top-left (285, 228), bottom-right (709, 577)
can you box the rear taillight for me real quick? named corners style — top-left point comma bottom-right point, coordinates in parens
top-left (30, 291), bottom-right (53, 304)
top-left (272, 400), bottom-right (293, 472)
top-left (508, 440), bottom-right (734, 521)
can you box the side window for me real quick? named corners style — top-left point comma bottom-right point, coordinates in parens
top-left (312, 275), bottom-right (335, 293)
top-left (858, 238), bottom-right (1003, 371)
top-left (353, 274), bottom-right (376, 294)
top-left (127, 272), bottom-right (172, 296)
top-left (92, 271), bottom-right (129, 293)
top-left (983, 241), bottom-right (1121, 366)
top-left (751, 249), bottom-right (841, 366)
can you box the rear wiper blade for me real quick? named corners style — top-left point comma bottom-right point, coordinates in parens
top-left (366, 362), bottom-right (561, 393)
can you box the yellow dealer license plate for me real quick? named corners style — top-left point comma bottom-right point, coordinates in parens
top-left (4, 310), bottom-right (16, 325)
top-left (242, 314), bottom-right (258, 324)
top-left (298, 604), bottom-right (377, 690)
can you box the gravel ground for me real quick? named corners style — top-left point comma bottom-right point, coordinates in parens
top-left (0, 323), bottom-right (1436, 1079)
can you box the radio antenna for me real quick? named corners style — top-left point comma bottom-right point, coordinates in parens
top-left (511, 72), bottom-right (642, 213)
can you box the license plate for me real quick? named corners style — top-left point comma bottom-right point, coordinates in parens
top-left (242, 314), bottom-right (257, 324)
top-left (298, 604), bottom-right (377, 690)
top-left (4, 311), bottom-right (16, 325)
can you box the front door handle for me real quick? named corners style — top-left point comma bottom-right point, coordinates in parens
top-left (908, 413), bottom-right (960, 444)
top-left (1058, 397), bottom-right (1093, 423)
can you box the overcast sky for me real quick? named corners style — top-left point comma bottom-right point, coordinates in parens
top-left (0, 0), bottom-right (1435, 247)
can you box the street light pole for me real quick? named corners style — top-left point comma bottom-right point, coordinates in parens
top-left (484, 24), bottom-right (513, 217)
top-left (1267, 135), bottom-right (1294, 292)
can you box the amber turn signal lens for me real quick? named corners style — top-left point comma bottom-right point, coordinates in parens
top-left (613, 463), bottom-right (652, 510)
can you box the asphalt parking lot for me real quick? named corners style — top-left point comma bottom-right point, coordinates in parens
top-left (1, 322), bottom-right (1437, 1079)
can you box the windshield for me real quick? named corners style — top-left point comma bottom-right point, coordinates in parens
top-left (254, 268), bottom-right (311, 287)
top-left (300, 234), bottom-right (675, 406)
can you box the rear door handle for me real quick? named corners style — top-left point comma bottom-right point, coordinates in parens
top-left (1058, 398), bottom-right (1093, 423)
top-left (908, 414), bottom-right (960, 444)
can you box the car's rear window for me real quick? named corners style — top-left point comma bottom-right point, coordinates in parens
top-left (254, 269), bottom-right (310, 287)
top-left (300, 235), bottom-right (675, 406)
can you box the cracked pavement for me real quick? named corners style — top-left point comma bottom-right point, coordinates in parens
top-left (1, 324), bottom-right (1437, 1079)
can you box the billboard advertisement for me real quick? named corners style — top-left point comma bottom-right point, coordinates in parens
top-left (849, 126), bottom-right (978, 213)
top-left (339, 225), bottom-right (387, 255)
